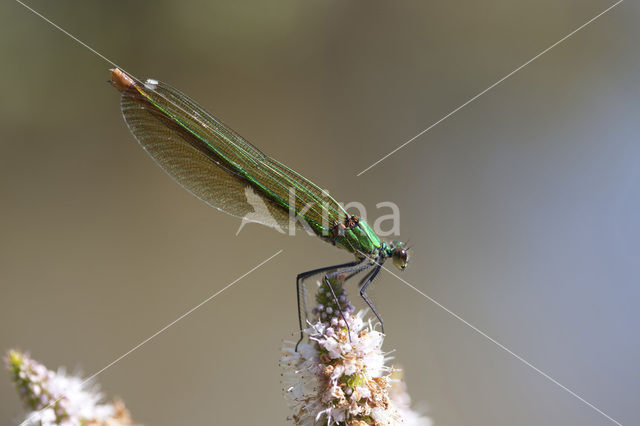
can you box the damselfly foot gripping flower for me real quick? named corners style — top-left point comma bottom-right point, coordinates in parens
top-left (281, 277), bottom-right (431, 426)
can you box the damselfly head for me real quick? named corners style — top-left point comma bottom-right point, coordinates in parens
top-left (390, 241), bottom-right (409, 271)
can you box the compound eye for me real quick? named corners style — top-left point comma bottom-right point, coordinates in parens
top-left (392, 247), bottom-right (408, 270)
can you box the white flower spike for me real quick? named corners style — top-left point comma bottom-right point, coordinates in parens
top-left (281, 277), bottom-right (431, 426)
top-left (5, 350), bottom-right (135, 426)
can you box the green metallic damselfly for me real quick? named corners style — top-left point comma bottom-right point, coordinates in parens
top-left (110, 68), bottom-right (409, 348)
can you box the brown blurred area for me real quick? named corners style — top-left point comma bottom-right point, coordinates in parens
top-left (1, 1), bottom-right (639, 425)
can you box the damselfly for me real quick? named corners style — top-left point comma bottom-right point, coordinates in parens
top-left (110, 68), bottom-right (409, 347)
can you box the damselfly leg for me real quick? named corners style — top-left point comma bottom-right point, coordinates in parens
top-left (358, 264), bottom-right (384, 332)
top-left (295, 258), bottom-right (370, 350)
top-left (322, 261), bottom-right (375, 341)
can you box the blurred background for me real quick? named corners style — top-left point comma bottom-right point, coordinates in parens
top-left (1, 0), bottom-right (638, 425)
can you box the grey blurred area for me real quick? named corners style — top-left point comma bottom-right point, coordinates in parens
top-left (1, 0), bottom-right (639, 425)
